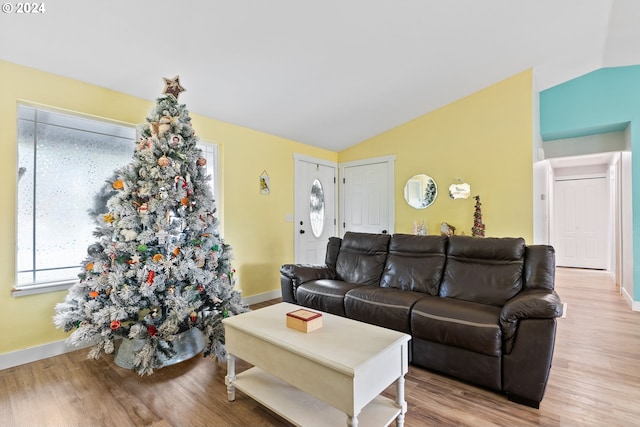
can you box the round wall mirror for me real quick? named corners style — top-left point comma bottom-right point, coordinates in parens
top-left (404, 174), bottom-right (437, 209)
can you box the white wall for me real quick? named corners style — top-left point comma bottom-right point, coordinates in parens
top-left (533, 160), bottom-right (551, 244)
top-left (621, 150), bottom-right (634, 304)
top-left (543, 131), bottom-right (627, 158)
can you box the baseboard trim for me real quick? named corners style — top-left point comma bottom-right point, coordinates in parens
top-left (0, 340), bottom-right (94, 371)
top-left (0, 293), bottom-right (283, 371)
top-left (242, 289), bottom-right (282, 306)
top-left (621, 287), bottom-right (639, 311)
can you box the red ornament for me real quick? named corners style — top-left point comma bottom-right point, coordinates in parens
top-left (148, 325), bottom-right (157, 336)
top-left (147, 270), bottom-right (155, 285)
top-left (110, 320), bottom-right (121, 330)
top-left (89, 290), bottom-right (99, 298)
top-left (190, 311), bottom-right (197, 322)
top-left (197, 285), bottom-right (204, 293)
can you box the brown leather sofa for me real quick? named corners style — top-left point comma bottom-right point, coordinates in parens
top-left (280, 232), bottom-right (563, 408)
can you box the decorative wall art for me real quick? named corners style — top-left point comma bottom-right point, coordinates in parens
top-left (260, 170), bottom-right (270, 195)
top-left (449, 180), bottom-right (471, 199)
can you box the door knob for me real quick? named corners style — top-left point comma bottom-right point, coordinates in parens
top-left (382, 229), bottom-right (388, 234)
top-left (299, 230), bottom-right (305, 234)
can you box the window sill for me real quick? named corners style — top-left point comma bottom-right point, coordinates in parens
top-left (12, 280), bottom-right (77, 297)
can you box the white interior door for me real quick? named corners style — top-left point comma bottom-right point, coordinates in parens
top-left (340, 156), bottom-right (394, 236)
top-left (294, 156), bottom-right (337, 264)
top-left (553, 177), bottom-right (608, 269)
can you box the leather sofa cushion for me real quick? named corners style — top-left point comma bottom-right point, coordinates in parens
top-left (523, 245), bottom-right (556, 290)
top-left (344, 286), bottom-right (425, 334)
top-left (335, 232), bottom-right (390, 285)
top-left (440, 235), bottom-right (525, 306)
top-left (411, 295), bottom-right (502, 357)
top-left (296, 279), bottom-right (364, 316)
top-left (380, 234), bottom-right (447, 295)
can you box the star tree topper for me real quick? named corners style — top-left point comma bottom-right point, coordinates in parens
top-left (163, 75), bottom-right (186, 100)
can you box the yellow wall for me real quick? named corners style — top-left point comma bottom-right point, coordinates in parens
top-left (339, 70), bottom-right (534, 241)
top-left (0, 61), bottom-right (534, 357)
top-left (0, 60), bottom-right (336, 355)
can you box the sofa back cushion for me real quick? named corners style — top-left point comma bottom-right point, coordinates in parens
top-left (439, 236), bottom-right (525, 306)
top-left (335, 232), bottom-right (390, 285)
top-left (523, 245), bottom-right (556, 290)
top-left (380, 234), bottom-right (448, 295)
top-left (325, 236), bottom-right (342, 269)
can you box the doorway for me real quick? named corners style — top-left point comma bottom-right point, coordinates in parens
top-left (339, 155), bottom-right (395, 236)
top-left (293, 154), bottom-right (337, 265)
top-left (553, 176), bottom-right (608, 269)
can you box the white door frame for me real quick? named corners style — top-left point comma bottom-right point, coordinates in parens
top-left (293, 154), bottom-right (338, 264)
top-left (339, 155), bottom-right (395, 236)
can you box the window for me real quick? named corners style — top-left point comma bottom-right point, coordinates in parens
top-left (15, 105), bottom-right (136, 295)
top-left (15, 104), bottom-right (220, 296)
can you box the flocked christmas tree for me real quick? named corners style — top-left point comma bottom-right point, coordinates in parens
top-left (54, 76), bottom-right (247, 375)
top-left (471, 195), bottom-right (486, 237)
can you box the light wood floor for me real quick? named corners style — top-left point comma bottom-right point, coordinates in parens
top-left (1, 268), bottom-right (639, 426)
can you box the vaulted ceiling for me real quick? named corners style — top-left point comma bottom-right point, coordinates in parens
top-left (2, 0), bottom-right (639, 151)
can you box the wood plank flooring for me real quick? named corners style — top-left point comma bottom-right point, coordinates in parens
top-left (1, 267), bottom-right (639, 426)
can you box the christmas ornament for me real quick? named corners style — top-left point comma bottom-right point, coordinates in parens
top-left (162, 75), bottom-right (186, 100)
top-left (110, 320), bottom-right (121, 330)
top-left (147, 271), bottom-right (155, 285)
top-left (137, 244), bottom-right (148, 252)
top-left (113, 180), bottom-right (124, 190)
top-left (148, 325), bottom-right (157, 336)
top-left (121, 229), bottom-right (138, 241)
top-left (86, 262), bottom-right (94, 271)
top-left (190, 311), bottom-right (197, 322)
top-left (157, 116), bottom-right (173, 136)
top-left (153, 254), bottom-right (163, 262)
top-left (158, 156), bottom-right (171, 167)
top-left (104, 213), bottom-right (115, 223)
top-left (138, 202), bottom-right (149, 215)
top-left (87, 243), bottom-right (103, 257)
top-left (158, 187), bottom-right (168, 199)
top-left (89, 290), bottom-right (99, 298)
top-left (196, 158), bottom-right (207, 166)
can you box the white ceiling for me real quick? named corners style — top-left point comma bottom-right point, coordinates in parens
top-left (1, 0), bottom-right (639, 152)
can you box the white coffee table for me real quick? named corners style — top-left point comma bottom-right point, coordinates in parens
top-left (223, 302), bottom-right (411, 427)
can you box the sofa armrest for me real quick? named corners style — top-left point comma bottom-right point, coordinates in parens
top-left (280, 264), bottom-right (336, 283)
top-left (280, 264), bottom-right (336, 303)
top-left (500, 289), bottom-right (563, 353)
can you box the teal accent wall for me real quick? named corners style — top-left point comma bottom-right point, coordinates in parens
top-left (540, 64), bottom-right (640, 303)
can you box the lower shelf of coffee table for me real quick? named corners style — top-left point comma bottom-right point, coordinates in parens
top-left (232, 367), bottom-right (401, 427)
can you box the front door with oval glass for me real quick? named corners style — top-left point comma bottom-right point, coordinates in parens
top-left (295, 157), bottom-right (337, 264)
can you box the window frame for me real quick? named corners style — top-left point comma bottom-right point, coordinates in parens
top-left (12, 103), bottom-right (220, 297)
